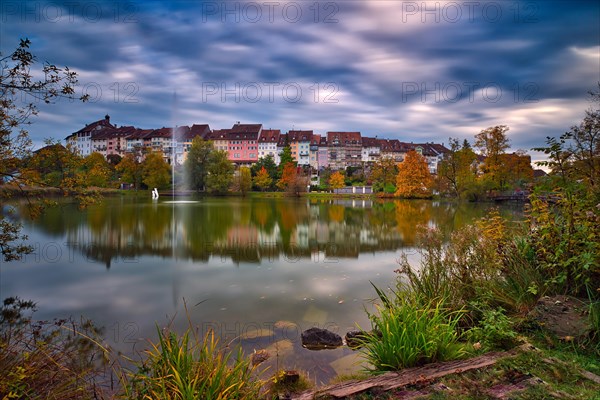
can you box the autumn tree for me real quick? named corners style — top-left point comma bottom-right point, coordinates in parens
top-left (116, 152), bottom-right (143, 190)
top-left (277, 163), bottom-right (307, 196)
top-left (251, 155), bottom-right (278, 181)
top-left (206, 150), bottom-right (234, 194)
top-left (437, 138), bottom-right (477, 198)
top-left (235, 167), bottom-right (252, 196)
top-left (496, 150), bottom-right (534, 189)
top-left (278, 145), bottom-right (295, 177)
top-left (474, 125), bottom-right (510, 191)
top-left (1, 38), bottom-right (87, 261)
top-left (184, 136), bottom-right (214, 192)
top-left (329, 171), bottom-right (345, 190)
top-left (142, 151), bottom-right (171, 190)
top-left (83, 152), bottom-right (112, 187)
top-left (277, 163), bottom-right (297, 191)
top-left (253, 166), bottom-right (272, 191)
top-left (395, 150), bottom-right (433, 198)
top-left (370, 156), bottom-right (399, 193)
top-left (23, 140), bottom-right (82, 187)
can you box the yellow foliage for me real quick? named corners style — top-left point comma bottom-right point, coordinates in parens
top-left (395, 150), bottom-right (433, 198)
top-left (329, 171), bottom-right (345, 190)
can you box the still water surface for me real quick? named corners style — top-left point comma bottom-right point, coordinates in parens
top-left (0, 196), bottom-right (523, 384)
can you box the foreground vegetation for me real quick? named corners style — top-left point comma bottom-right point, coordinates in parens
top-left (1, 38), bottom-right (598, 398)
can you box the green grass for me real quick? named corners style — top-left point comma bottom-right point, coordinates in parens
top-left (358, 286), bottom-right (467, 372)
top-left (122, 327), bottom-right (262, 400)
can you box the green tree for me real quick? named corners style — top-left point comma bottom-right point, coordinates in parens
top-left (253, 166), bottom-right (272, 191)
top-left (206, 150), bottom-right (234, 194)
top-left (251, 155), bottom-right (278, 181)
top-left (565, 86), bottom-right (600, 193)
top-left (370, 157), bottom-right (398, 192)
top-left (236, 167), bottom-right (252, 196)
top-left (106, 154), bottom-right (122, 166)
top-left (329, 171), bottom-right (345, 190)
top-left (438, 138), bottom-right (477, 198)
top-left (142, 151), bottom-right (171, 190)
top-left (185, 136), bottom-right (214, 192)
top-left (395, 150), bottom-right (433, 198)
top-left (278, 145), bottom-right (295, 176)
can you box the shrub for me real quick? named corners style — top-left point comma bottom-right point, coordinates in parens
top-left (395, 211), bottom-right (544, 321)
top-left (467, 307), bottom-right (518, 351)
top-left (0, 297), bottom-right (108, 400)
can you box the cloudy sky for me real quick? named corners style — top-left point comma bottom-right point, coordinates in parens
top-left (2, 0), bottom-right (599, 163)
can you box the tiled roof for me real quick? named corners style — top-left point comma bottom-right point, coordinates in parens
top-left (259, 129), bottom-right (281, 143)
top-left (277, 133), bottom-right (288, 147)
top-left (327, 132), bottom-right (362, 146)
top-left (380, 139), bottom-right (402, 152)
top-left (73, 116), bottom-right (115, 135)
top-left (230, 123), bottom-right (262, 135)
top-left (226, 131), bottom-right (259, 141)
top-left (187, 124), bottom-right (211, 140)
top-left (287, 130), bottom-right (313, 142)
top-left (361, 136), bottom-right (381, 148)
top-left (206, 129), bottom-right (231, 140)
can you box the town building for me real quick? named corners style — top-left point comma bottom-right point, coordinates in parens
top-left (327, 132), bottom-right (362, 170)
top-left (226, 123), bottom-right (262, 166)
top-left (287, 130), bottom-right (313, 166)
top-left (258, 129), bottom-right (281, 164)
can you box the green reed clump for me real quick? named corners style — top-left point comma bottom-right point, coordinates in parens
top-left (124, 326), bottom-right (262, 400)
top-left (359, 285), bottom-right (467, 372)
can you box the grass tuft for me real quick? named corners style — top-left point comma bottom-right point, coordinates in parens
top-left (359, 286), bottom-right (467, 372)
top-left (123, 325), bottom-right (262, 400)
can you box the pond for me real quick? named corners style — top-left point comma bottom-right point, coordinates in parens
top-left (0, 195), bottom-right (523, 385)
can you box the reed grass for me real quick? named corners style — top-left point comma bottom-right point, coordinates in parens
top-left (123, 326), bottom-right (262, 400)
top-left (359, 286), bottom-right (467, 371)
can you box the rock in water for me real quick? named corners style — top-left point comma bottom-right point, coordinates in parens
top-left (345, 330), bottom-right (368, 349)
top-left (251, 349), bottom-right (270, 366)
top-left (301, 327), bottom-right (343, 350)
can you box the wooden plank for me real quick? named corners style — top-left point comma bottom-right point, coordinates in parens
top-left (293, 350), bottom-right (516, 400)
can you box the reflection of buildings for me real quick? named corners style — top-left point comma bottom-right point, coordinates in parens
top-left (44, 199), bottom-right (470, 267)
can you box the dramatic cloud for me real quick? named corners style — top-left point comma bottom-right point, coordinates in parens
top-left (2, 0), bottom-right (598, 162)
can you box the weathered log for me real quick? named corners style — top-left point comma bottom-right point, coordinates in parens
top-left (293, 350), bottom-right (516, 400)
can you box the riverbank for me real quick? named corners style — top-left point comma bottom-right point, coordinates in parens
top-left (0, 184), bottom-right (121, 197)
top-left (2, 294), bottom-right (599, 399)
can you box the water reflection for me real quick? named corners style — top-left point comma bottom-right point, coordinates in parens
top-left (8, 197), bottom-right (522, 268)
top-left (1, 196), bottom-right (523, 385)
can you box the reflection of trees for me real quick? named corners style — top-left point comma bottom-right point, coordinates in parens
top-left (393, 200), bottom-right (431, 244)
top-left (328, 205), bottom-right (345, 223)
top-left (12, 197), bottom-right (522, 266)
